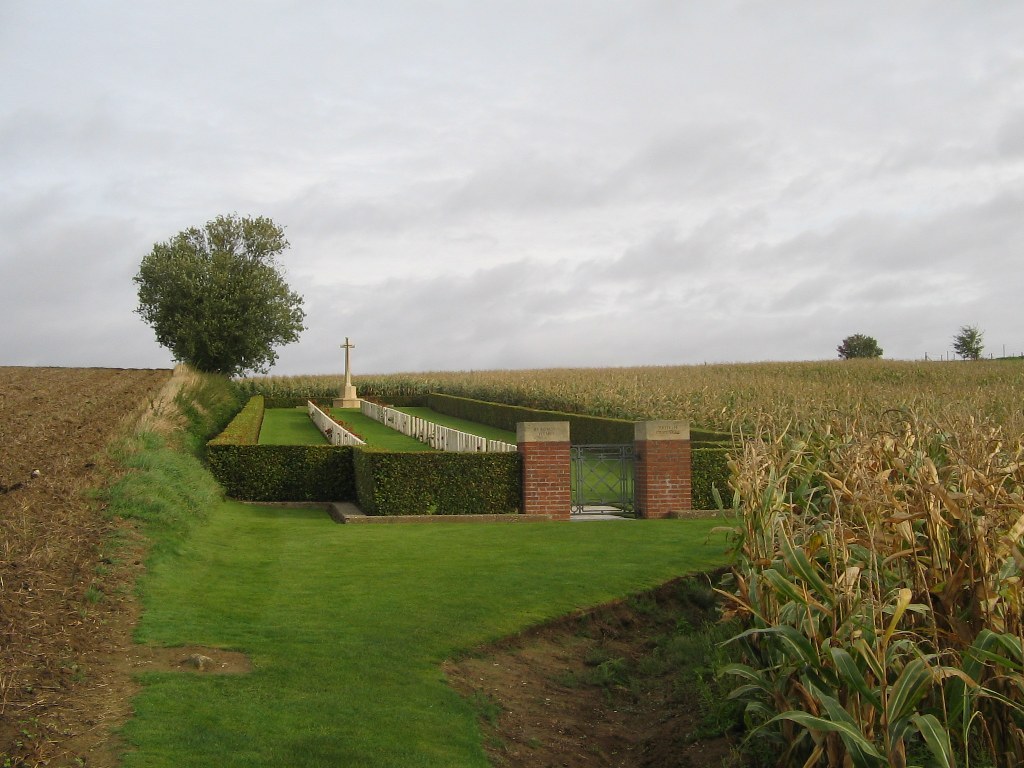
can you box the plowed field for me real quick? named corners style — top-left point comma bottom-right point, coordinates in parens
top-left (0, 367), bottom-right (171, 766)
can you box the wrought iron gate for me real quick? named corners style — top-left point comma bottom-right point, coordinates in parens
top-left (570, 444), bottom-right (635, 516)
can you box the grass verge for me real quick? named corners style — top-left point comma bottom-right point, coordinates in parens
top-left (120, 506), bottom-right (729, 767)
top-left (103, 369), bottom-right (239, 563)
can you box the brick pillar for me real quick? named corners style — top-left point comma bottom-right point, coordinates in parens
top-left (633, 421), bottom-right (691, 519)
top-left (516, 422), bottom-right (571, 521)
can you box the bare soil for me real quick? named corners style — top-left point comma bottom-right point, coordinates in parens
top-left (446, 577), bottom-right (741, 768)
top-left (0, 367), bottom-right (171, 767)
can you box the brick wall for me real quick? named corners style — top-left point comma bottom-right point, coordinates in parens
top-left (517, 422), bottom-right (571, 520)
top-left (633, 421), bottom-right (692, 519)
top-left (516, 420), bottom-right (691, 521)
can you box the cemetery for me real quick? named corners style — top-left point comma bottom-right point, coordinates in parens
top-left (206, 340), bottom-right (728, 519)
top-left (9, 356), bottom-right (1020, 767)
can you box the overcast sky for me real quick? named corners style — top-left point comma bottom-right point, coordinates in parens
top-left (2, 2), bottom-right (1022, 375)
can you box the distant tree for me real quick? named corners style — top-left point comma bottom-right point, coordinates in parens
top-left (134, 214), bottom-right (306, 376)
top-left (953, 325), bottom-right (984, 361)
top-left (837, 333), bottom-right (883, 360)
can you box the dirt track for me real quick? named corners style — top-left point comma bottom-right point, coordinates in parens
top-left (446, 577), bottom-right (738, 768)
top-left (0, 367), bottom-right (171, 766)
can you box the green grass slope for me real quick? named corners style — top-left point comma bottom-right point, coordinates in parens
top-left (121, 504), bottom-right (729, 767)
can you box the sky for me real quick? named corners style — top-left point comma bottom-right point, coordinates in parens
top-left (2, 1), bottom-right (1022, 375)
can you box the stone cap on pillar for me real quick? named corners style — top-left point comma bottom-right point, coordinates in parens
top-left (634, 420), bottom-right (690, 441)
top-left (516, 421), bottom-right (570, 443)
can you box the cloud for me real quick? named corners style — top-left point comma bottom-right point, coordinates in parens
top-left (3, 2), bottom-right (1024, 373)
top-left (443, 154), bottom-right (609, 216)
top-left (0, 214), bottom-right (171, 367)
top-left (995, 111), bottom-right (1024, 159)
top-left (609, 121), bottom-right (774, 201)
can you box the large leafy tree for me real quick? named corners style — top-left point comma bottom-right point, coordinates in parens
top-left (837, 333), bottom-right (883, 359)
top-left (135, 214), bottom-right (306, 376)
top-left (953, 325), bottom-right (984, 360)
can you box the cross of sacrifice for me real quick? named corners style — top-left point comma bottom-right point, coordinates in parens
top-left (341, 337), bottom-right (355, 388)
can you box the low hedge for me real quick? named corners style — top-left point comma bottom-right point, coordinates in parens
top-left (207, 444), bottom-right (357, 502)
top-left (206, 397), bottom-right (355, 501)
top-left (208, 398), bottom-right (518, 510)
top-left (208, 392), bottom-right (728, 513)
top-left (427, 393), bottom-right (633, 444)
top-left (257, 394), bottom-right (429, 409)
top-left (353, 449), bottom-right (521, 516)
top-left (427, 393), bottom-right (731, 446)
top-left (360, 393), bottom-right (428, 408)
top-left (208, 394), bottom-right (265, 446)
top-left (692, 446), bottom-right (732, 511)
top-left (262, 396), bottom-right (310, 409)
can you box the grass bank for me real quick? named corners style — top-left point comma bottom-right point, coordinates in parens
top-left (104, 369), bottom-right (240, 563)
top-left (121, 506), bottom-right (729, 767)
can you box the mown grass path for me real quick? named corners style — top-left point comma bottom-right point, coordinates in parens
top-left (329, 407), bottom-right (434, 451)
top-left (122, 503), bottom-right (730, 767)
top-left (258, 407), bottom-right (328, 445)
top-left (259, 407), bottom-right (432, 451)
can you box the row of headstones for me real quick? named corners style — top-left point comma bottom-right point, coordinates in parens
top-left (307, 401), bottom-right (365, 446)
top-left (360, 400), bottom-right (517, 453)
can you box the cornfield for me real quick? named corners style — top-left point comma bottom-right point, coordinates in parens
top-left (721, 412), bottom-right (1024, 767)
top-left (240, 359), bottom-right (1024, 765)
top-left (237, 359), bottom-right (1024, 434)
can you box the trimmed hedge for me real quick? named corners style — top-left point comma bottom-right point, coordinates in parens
top-left (208, 394), bottom-right (265, 445)
top-left (207, 444), bottom-right (357, 502)
top-left (692, 446), bottom-right (732, 511)
top-left (207, 396), bottom-right (519, 510)
top-left (206, 395), bottom-right (355, 501)
top-left (353, 449), bottom-right (521, 516)
top-left (361, 393), bottom-right (428, 408)
top-left (427, 393), bottom-right (633, 444)
top-left (426, 393), bottom-right (731, 446)
top-left (258, 396), bottom-right (310, 409)
top-left (208, 392), bottom-right (730, 513)
top-left (257, 394), bottom-right (430, 409)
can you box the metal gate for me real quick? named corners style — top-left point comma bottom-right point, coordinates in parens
top-left (570, 444), bottom-right (635, 516)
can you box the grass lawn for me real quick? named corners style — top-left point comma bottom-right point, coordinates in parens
top-left (121, 504), bottom-right (730, 767)
top-left (396, 407), bottom-right (517, 444)
top-left (329, 407), bottom-right (434, 451)
top-left (258, 407), bottom-right (328, 445)
top-left (258, 407), bottom-right (431, 451)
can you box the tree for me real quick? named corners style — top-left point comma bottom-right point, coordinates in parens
top-left (135, 214), bottom-right (306, 376)
top-left (953, 325), bottom-right (984, 360)
top-left (837, 333), bottom-right (883, 360)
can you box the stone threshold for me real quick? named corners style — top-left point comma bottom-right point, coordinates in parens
top-left (236, 501), bottom-right (557, 523)
top-left (328, 502), bottom-right (558, 524)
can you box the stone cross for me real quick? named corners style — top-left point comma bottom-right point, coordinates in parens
top-left (334, 336), bottom-right (361, 408)
top-left (341, 337), bottom-right (355, 388)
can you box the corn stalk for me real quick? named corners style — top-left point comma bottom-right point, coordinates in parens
top-left (717, 412), bottom-right (1024, 766)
